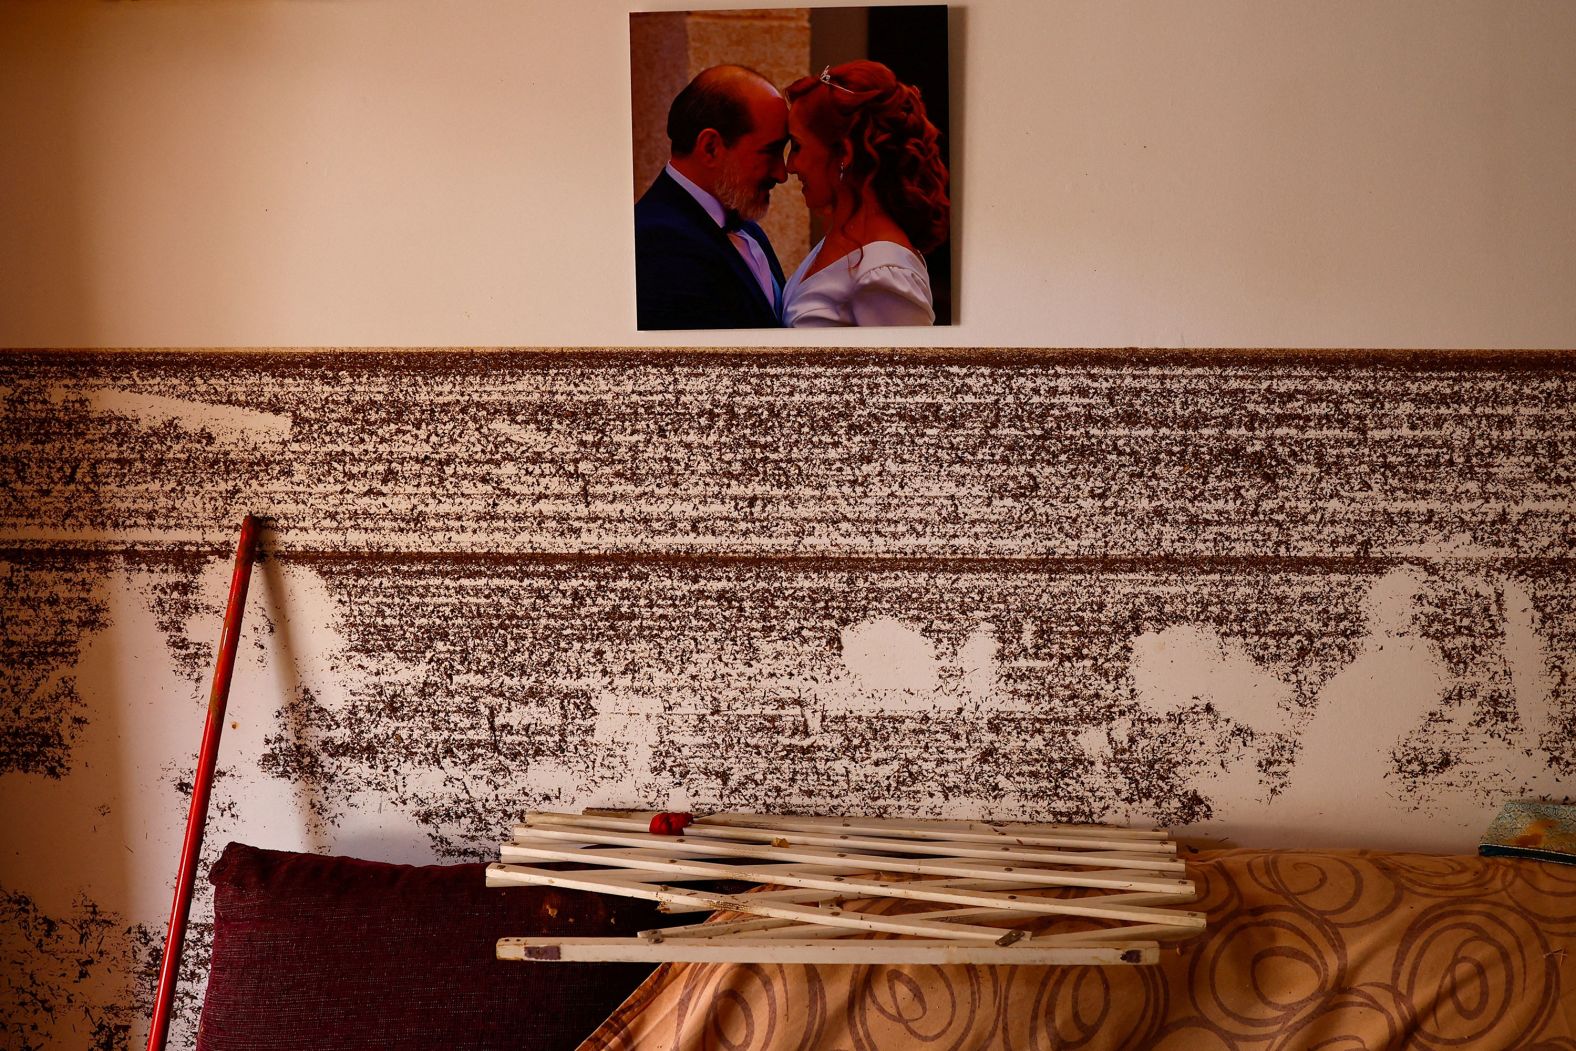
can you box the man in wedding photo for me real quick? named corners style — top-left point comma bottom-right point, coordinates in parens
top-left (634, 65), bottom-right (790, 330)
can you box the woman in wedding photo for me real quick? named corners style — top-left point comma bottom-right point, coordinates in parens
top-left (780, 60), bottom-right (950, 327)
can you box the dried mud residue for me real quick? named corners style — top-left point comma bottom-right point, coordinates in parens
top-left (0, 555), bottom-right (108, 777)
top-left (1394, 568), bottom-right (1576, 797)
top-left (255, 556), bottom-right (1380, 853)
top-left (1, 352), bottom-right (1572, 560)
top-left (141, 558), bottom-right (220, 685)
top-left (1, 887), bottom-right (136, 1051)
top-left (2, 350), bottom-right (1573, 1047)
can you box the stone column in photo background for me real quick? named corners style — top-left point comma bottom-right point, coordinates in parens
top-left (631, 8), bottom-right (812, 271)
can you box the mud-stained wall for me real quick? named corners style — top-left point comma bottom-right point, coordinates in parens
top-left (1, 349), bottom-right (1573, 1047)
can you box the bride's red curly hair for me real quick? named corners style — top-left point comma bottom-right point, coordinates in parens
top-left (785, 60), bottom-right (950, 254)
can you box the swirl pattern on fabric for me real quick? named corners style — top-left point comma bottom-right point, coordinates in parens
top-left (584, 849), bottom-right (1576, 1050)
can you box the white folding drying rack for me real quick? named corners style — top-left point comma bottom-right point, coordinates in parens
top-left (489, 809), bottom-right (1203, 965)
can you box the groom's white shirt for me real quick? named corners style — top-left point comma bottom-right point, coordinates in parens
top-left (664, 163), bottom-right (778, 311)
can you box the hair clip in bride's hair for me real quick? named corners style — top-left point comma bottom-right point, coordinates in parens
top-left (819, 65), bottom-right (857, 93)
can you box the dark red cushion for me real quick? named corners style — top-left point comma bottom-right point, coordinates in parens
top-left (196, 842), bottom-right (677, 1051)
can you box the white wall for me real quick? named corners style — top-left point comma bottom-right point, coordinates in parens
top-left (2, 0), bottom-right (1573, 349)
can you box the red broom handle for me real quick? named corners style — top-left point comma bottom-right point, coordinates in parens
top-left (146, 515), bottom-right (261, 1051)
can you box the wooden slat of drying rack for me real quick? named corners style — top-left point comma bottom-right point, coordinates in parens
top-left (489, 810), bottom-right (1202, 966)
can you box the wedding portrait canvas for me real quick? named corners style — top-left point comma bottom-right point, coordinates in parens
top-left (630, 6), bottom-right (952, 331)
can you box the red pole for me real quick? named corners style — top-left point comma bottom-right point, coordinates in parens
top-left (146, 515), bottom-right (261, 1051)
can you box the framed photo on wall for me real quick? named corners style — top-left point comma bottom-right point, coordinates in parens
top-left (630, 5), bottom-right (952, 331)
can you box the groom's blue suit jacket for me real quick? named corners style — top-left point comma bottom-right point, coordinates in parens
top-left (635, 170), bottom-right (786, 330)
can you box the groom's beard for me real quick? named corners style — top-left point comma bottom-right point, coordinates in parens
top-left (715, 164), bottom-right (774, 223)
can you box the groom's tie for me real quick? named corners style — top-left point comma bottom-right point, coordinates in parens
top-left (724, 214), bottom-right (779, 312)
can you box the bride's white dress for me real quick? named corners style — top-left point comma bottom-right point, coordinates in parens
top-left (781, 239), bottom-right (934, 327)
